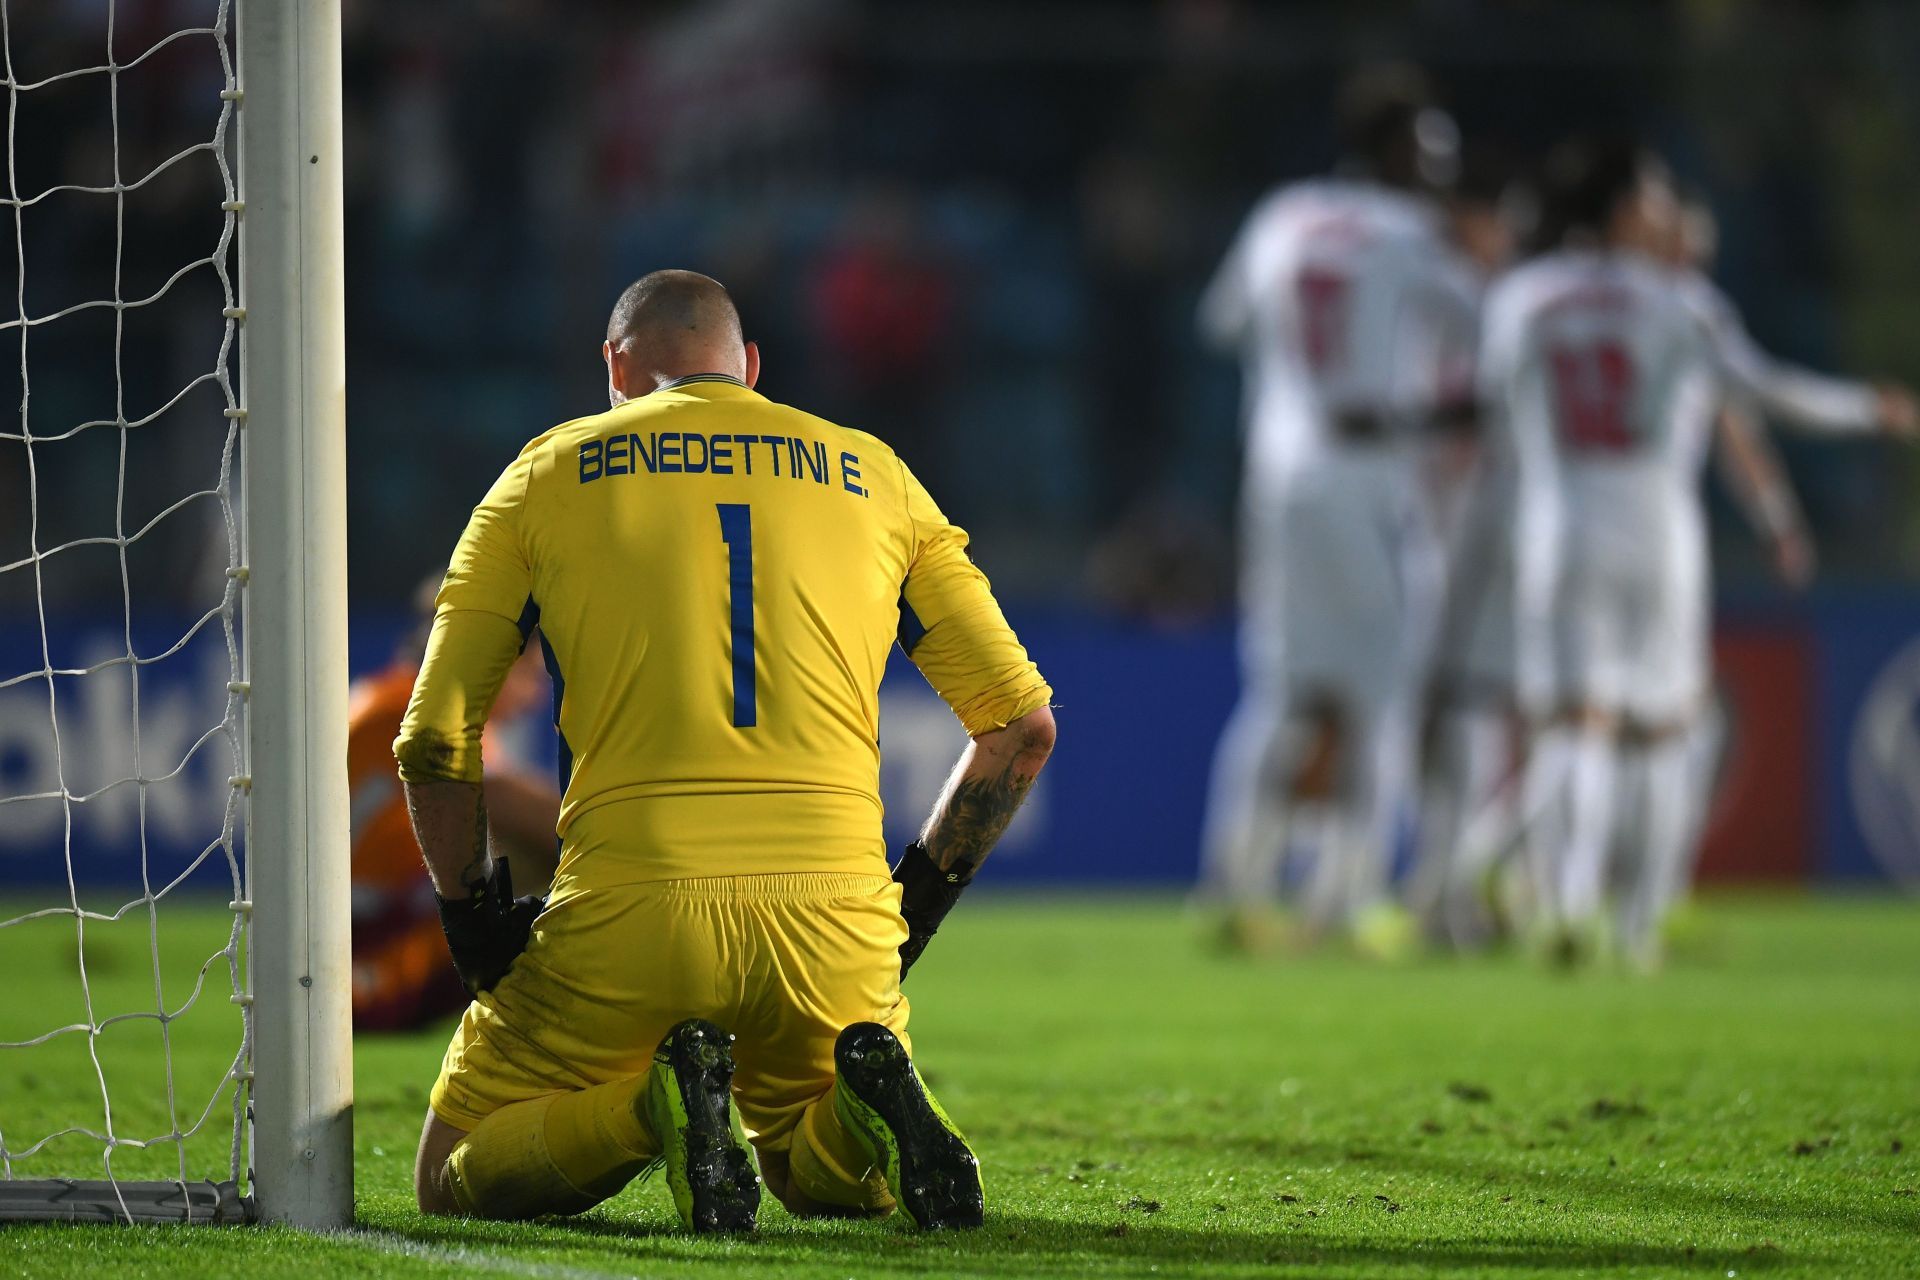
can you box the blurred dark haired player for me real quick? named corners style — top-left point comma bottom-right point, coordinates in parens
top-left (1335, 62), bottom-right (1460, 193)
top-left (1448, 143), bottom-right (1527, 275)
top-left (1196, 64), bottom-right (1481, 956)
top-left (1409, 145), bottom-right (1532, 947)
top-left (1482, 138), bottom-right (1915, 967)
top-left (1540, 135), bottom-right (1673, 248)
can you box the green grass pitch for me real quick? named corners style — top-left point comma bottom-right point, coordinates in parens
top-left (1, 892), bottom-right (1916, 1278)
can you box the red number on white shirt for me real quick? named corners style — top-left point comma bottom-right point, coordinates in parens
top-left (1548, 340), bottom-right (1635, 451)
top-left (1296, 267), bottom-right (1350, 375)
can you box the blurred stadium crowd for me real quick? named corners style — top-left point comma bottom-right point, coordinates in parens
top-left (3, 0), bottom-right (1919, 619)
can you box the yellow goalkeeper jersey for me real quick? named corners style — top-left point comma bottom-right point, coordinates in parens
top-left (393, 375), bottom-right (1052, 890)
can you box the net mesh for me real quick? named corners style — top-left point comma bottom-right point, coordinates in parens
top-left (0, 0), bottom-right (250, 1222)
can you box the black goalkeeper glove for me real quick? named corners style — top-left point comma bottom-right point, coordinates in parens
top-left (436, 859), bottom-right (545, 997)
top-left (893, 841), bottom-right (974, 979)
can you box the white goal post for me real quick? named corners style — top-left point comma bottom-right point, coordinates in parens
top-left (0, 0), bottom-right (351, 1228)
top-left (235, 0), bottom-right (352, 1231)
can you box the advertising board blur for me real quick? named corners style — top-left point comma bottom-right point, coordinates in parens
top-left (3, 603), bottom-right (1917, 889)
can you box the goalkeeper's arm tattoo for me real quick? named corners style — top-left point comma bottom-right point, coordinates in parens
top-left (920, 708), bottom-right (1056, 875)
top-left (459, 792), bottom-right (492, 892)
top-left (923, 769), bottom-right (1036, 874)
top-left (404, 778), bottom-right (494, 900)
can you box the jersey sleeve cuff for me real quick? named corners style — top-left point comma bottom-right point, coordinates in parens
top-left (393, 728), bottom-right (485, 786)
top-left (955, 681), bottom-right (1054, 739)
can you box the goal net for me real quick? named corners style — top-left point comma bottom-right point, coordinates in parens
top-left (0, 0), bottom-right (350, 1228)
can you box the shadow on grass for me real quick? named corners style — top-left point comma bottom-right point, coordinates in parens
top-left (357, 1207), bottom-right (1801, 1276)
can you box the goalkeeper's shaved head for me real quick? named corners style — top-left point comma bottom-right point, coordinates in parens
top-left (607, 269), bottom-right (742, 350)
top-left (602, 269), bottom-right (759, 404)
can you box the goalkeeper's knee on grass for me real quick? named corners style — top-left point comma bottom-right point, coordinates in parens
top-left (440, 1075), bottom-right (660, 1219)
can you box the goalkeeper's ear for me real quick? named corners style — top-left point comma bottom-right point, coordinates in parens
top-left (744, 340), bottom-right (761, 390)
top-left (603, 338), bottom-right (631, 406)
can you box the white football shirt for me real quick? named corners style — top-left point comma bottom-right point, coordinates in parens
top-left (1202, 177), bottom-right (1482, 484)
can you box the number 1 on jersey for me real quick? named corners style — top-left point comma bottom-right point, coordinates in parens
top-left (716, 503), bottom-right (756, 728)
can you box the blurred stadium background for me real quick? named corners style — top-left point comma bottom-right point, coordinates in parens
top-left (7, 0), bottom-right (1920, 894)
top-left (3, 5), bottom-right (1920, 1271)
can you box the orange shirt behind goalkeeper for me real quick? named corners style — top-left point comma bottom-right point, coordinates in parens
top-left (349, 606), bottom-right (559, 1031)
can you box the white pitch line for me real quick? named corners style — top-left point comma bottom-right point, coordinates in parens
top-left (329, 1228), bottom-right (675, 1280)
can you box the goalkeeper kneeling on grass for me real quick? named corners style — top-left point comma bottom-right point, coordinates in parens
top-left (394, 269), bottom-right (1054, 1233)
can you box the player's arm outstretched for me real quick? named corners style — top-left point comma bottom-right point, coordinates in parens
top-left (1713, 403), bottom-right (1815, 588)
top-left (891, 461), bottom-right (1056, 976)
top-left (1694, 281), bottom-right (1919, 437)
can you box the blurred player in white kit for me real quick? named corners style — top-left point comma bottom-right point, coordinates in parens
top-left (1627, 187), bottom-right (1914, 953)
top-left (1414, 180), bottom-right (1847, 950)
top-left (1406, 158), bottom-right (1527, 949)
top-left (1196, 66), bottom-right (1481, 950)
top-left (1482, 139), bottom-right (1916, 966)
